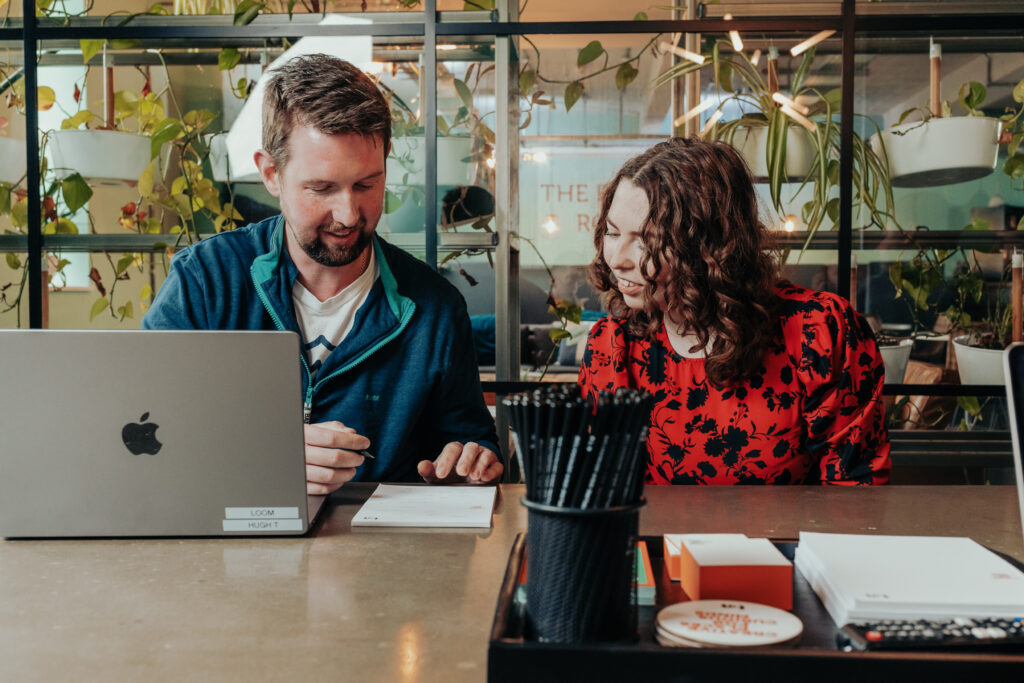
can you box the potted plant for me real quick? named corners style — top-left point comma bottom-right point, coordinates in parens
top-left (868, 40), bottom-right (1023, 189)
top-left (651, 39), bottom-right (896, 241)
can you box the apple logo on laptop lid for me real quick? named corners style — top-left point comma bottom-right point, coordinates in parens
top-left (122, 412), bottom-right (162, 455)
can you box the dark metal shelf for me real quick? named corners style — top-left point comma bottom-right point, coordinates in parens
top-left (779, 230), bottom-right (1024, 251)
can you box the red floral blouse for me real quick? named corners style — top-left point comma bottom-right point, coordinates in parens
top-left (577, 284), bottom-right (891, 485)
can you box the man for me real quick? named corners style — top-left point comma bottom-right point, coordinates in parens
top-left (143, 54), bottom-right (502, 493)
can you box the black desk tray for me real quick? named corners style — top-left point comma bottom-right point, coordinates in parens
top-left (488, 533), bottom-right (1024, 683)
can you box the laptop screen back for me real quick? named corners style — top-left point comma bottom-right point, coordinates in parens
top-left (0, 330), bottom-right (312, 538)
top-left (1001, 343), bottom-right (1024, 549)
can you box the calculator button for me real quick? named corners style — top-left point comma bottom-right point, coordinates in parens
top-left (865, 630), bottom-right (884, 642)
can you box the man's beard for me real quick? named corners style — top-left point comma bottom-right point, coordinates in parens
top-left (301, 222), bottom-right (372, 267)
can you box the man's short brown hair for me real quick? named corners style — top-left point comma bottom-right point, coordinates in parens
top-left (262, 54), bottom-right (391, 169)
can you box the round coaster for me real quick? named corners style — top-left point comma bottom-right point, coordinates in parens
top-left (656, 600), bottom-right (803, 648)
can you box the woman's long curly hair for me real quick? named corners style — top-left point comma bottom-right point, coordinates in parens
top-left (588, 138), bottom-right (781, 388)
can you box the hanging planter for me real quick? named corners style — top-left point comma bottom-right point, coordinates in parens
top-left (48, 129), bottom-right (151, 186)
top-left (0, 137), bottom-right (27, 185)
top-left (878, 337), bottom-right (913, 384)
top-left (869, 116), bottom-right (1002, 188)
top-left (952, 334), bottom-right (1005, 385)
top-left (731, 125), bottom-right (815, 182)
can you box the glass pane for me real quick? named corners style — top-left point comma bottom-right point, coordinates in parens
top-left (0, 250), bottom-right (30, 328)
top-left (35, 27), bottom-right (420, 326)
top-left (855, 27), bottom-right (1023, 438)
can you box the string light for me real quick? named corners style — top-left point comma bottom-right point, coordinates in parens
top-left (436, 44), bottom-right (457, 51)
top-left (750, 49), bottom-right (762, 67)
top-left (700, 109), bottom-right (723, 136)
top-left (779, 103), bottom-right (816, 132)
top-left (723, 14), bottom-right (743, 52)
top-left (783, 215), bottom-right (798, 232)
top-left (485, 156), bottom-right (495, 169)
top-left (532, 151), bottom-right (549, 163)
top-left (790, 30), bottom-right (836, 56)
top-left (659, 41), bottom-right (705, 65)
top-left (673, 98), bottom-right (715, 129)
top-left (772, 92), bottom-right (810, 116)
top-left (542, 215), bottom-right (559, 234)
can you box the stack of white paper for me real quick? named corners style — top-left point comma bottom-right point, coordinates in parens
top-left (350, 484), bottom-right (497, 528)
top-left (795, 531), bottom-right (1024, 625)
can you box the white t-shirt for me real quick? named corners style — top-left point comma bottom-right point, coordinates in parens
top-left (292, 248), bottom-right (379, 381)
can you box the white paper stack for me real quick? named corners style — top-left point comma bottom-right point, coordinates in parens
top-left (795, 531), bottom-right (1024, 626)
top-left (351, 484), bottom-right (497, 528)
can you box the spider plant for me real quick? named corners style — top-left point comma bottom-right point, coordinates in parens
top-left (651, 39), bottom-right (897, 245)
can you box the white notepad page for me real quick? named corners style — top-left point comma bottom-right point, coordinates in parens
top-left (798, 532), bottom-right (1024, 619)
top-left (351, 484), bottom-right (497, 528)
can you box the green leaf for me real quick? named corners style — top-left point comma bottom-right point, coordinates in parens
top-left (106, 39), bottom-right (139, 50)
top-left (519, 69), bottom-right (536, 96)
top-left (717, 60), bottom-right (733, 94)
top-left (80, 39), bottom-right (105, 65)
top-left (436, 114), bottom-right (450, 136)
top-left (117, 301), bottom-right (134, 320)
top-left (233, 0), bottom-right (264, 26)
top-left (149, 118), bottom-right (183, 159)
top-left (140, 284), bottom-right (152, 301)
top-left (60, 173), bottom-right (93, 214)
top-left (896, 107), bottom-right (918, 125)
top-left (44, 217), bottom-right (78, 234)
top-left (766, 112), bottom-right (788, 207)
top-left (115, 254), bottom-right (134, 276)
top-left (633, 11), bottom-right (647, 20)
top-left (1014, 78), bottom-right (1024, 104)
top-left (549, 328), bottom-right (572, 342)
top-left (0, 184), bottom-right (9, 215)
top-left (113, 89), bottom-right (139, 115)
top-left (10, 199), bottom-right (27, 228)
top-left (825, 197), bottom-right (840, 223)
top-left (957, 395), bottom-right (982, 417)
top-left (5, 253), bottom-right (21, 270)
top-left (564, 81), bottom-right (584, 112)
top-left (577, 40), bottom-right (604, 68)
top-left (822, 88), bottom-right (843, 111)
top-left (453, 78), bottom-right (473, 110)
top-left (183, 109), bottom-right (217, 130)
top-left (218, 47), bottom-right (241, 71)
top-left (615, 62), bottom-right (639, 91)
top-left (384, 188), bottom-right (403, 214)
top-left (89, 298), bottom-right (108, 321)
top-left (61, 110), bottom-right (94, 130)
top-left (1005, 154), bottom-right (1024, 180)
top-left (958, 81), bottom-right (986, 112)
top-left (791, 48), bottom-right (815, 93)
top-left (138, 160), bottom-right (156, 199)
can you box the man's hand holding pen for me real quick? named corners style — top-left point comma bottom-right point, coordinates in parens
top-left (305, 423), bottom-right (503, 493)
top-left (304, 421), bottom-right (372, 495)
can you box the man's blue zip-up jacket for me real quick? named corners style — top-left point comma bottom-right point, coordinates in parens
top-left (142, 215), bottom-right (500, 481)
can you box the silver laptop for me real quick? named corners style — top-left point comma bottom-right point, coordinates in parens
top-left (0, 330), bottom-right (325, 538)
top-left (1002, 343), bottom-right (1024, 546)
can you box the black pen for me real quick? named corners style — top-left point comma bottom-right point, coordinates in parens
top-left (358, 449), bottom-right (376, 460)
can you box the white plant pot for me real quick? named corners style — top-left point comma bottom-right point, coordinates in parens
top-left (952, 334), bottom-right (1005, 385)
top-left (49, 130), bottom-right (152, 186)
top-left (386, 136), bottom-right (473, 187)
top-left (869, 116), bottom-right (1002, 188)
top-left (879, 338), bottom-right (913, 384)
top-left (731, 125), bottom-right (815, 181)
top-left (0, 137), bottom-right (27, 185)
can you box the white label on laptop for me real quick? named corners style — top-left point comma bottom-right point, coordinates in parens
top-left (224, 507), bottom-right (300, 519)
top-left (222, 519), bottom-right (304, 532)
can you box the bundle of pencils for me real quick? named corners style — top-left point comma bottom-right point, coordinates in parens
top-left (503, 384), bottom-right (652, 508)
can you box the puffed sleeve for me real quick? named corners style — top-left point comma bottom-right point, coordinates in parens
top-left (577, 316), bottom-right (631, 402)
top-left (795, 294), bottom-right (891, 485)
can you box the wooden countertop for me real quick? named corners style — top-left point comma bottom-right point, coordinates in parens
top-left (2, 485), bottom-right (1022, 681)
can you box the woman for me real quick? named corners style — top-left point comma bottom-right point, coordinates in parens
top-left (578, 138), bottom-right (890, 485)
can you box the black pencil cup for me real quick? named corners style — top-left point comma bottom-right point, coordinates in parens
top-left (521, 497), bottom-right (644, 643)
